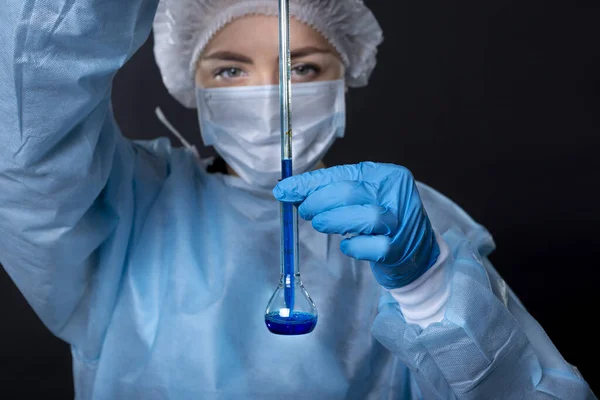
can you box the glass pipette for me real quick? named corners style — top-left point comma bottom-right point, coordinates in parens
top-left (264, 0), bottom-right (318, 335)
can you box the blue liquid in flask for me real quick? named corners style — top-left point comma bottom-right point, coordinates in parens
top-left (263, 158), bottom-right (318, 336)
top-left (265, 311), bottom-right (318, 335)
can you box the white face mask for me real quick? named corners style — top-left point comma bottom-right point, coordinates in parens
top-left (196, 79), bottom-right (346, 189)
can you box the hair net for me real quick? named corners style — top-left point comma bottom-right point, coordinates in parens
top-left (153, 0), bottom-right (384, 108)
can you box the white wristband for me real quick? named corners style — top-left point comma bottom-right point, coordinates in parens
top-left (389, 231), bottom-right (451, 328)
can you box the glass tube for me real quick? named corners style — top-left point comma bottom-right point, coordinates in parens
top-left (264, 0), bottom-right (318, 335)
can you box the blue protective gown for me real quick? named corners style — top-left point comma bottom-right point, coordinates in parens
top-left (0, 0), bottom-right (595, 399)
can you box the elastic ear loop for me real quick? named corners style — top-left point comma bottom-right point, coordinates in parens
top-left (154, 107), bottom-right (200, 158)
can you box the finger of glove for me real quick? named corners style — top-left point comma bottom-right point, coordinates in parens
top-left (340, 235), bottom-right (391, 263)
top-left (298, 180), bottom-right (378, 220)
top-left (273, 164), bottom-right (367, 203)
top-left (311, 204), bottom-right (397, 236)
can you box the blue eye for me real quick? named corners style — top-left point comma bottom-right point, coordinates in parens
top-left (292, 64), bottom-right (319, 77)
top-left (215, 67), bottom-right (245, 79)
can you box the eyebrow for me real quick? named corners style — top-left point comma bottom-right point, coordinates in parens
top-left (201, 51), bottom-right (253, 64)
top-left (201, 46), bottom-right (333, 64)
top-left (289, 46), bottom-right (333, 58)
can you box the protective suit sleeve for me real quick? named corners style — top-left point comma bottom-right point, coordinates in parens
top-left (0, 0), bottom-right (163, 356)
top-left (372, 227), bottom-right (596, 399)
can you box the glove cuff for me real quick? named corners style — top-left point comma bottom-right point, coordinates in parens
top-left (372, 217), bottom-right (441, 289)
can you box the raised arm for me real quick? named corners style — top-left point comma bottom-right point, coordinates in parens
top-left (0, 0), bottom-right (164, 351)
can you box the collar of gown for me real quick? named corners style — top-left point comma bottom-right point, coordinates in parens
top-left (197, 156), bottom-right (277, 199)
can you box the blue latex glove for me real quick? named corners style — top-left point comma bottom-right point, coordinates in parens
top-left (273, 162), bottom-right (440, 289)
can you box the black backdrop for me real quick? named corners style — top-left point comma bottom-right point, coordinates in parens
top-left (1, 0), bottom-right (599, 397)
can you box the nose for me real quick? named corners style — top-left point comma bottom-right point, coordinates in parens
top-left (249, 66), bottom-right (279, 86)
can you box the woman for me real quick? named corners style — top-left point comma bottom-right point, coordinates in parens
top-left (0, 0), bottom-right (594, 399)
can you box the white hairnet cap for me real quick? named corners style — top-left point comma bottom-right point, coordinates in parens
top-left (153, 0), bottom-right (384, 108)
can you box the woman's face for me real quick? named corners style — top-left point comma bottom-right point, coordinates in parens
top-left (196, 15), bottom-right (344, 88)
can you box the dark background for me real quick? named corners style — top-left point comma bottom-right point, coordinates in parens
top-left (1, 0), bottom-right (599, 397)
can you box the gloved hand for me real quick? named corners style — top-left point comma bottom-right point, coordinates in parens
top-left (273, 162), bottom-right (440, 289)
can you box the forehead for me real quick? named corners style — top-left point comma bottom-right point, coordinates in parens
top-left (203, 14), bottom-right (332, 54)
